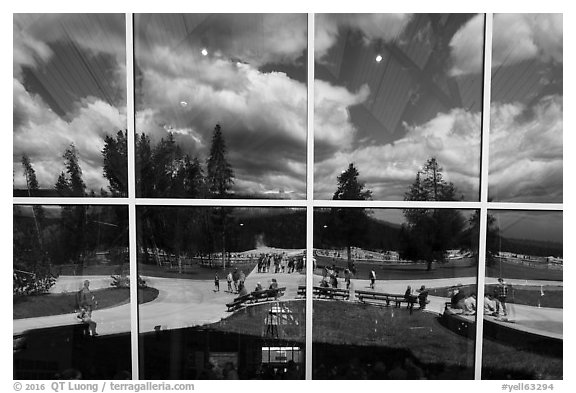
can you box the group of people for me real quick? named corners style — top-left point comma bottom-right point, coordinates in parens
top-left (404, 285), bottom-right (430, 309)
top-left (450, 288), bottom-right (477, 314)
top-left (449, 278), bottom-right (510, 317)
top-left (484, 278), bottom-right (509, 317)
top-left (76, 279), bottom-right (98, 336)
top-left (256, 253), bottom-right (304, 274)
top-left (214, 267), bottom-right (247, 294)
top-left (320, 264), bottom-right (347, 289)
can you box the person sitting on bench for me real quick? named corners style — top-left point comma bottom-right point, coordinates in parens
top-left (450, 287), bottom-right (466, 309)
top-left (269, 278), bottom-right (278, 290)
top-left (77, 306), bottom-right (97, 336)
top-left (404, 285), bottom-right (417, 303)
top-left (238, 281), bottom-right (248, 297)
top-left (417, 285), bottom-right (429, 309)
top-left (484, 294), bottom-right (499, 316)
top-left (463, 294), bottom-right (476, 314)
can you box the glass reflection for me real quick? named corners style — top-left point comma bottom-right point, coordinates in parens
top-left (313, 207), bottom-right (478, 379)
top-left (488, 14), bottom-right (563, 203)
top-left (13, 205), bottom-right (131, 379)
top-left (13, 14), bottom-right (127, 197)
top-left (137, 206), bottom-right (306, 379)
top-left (134, 14), bottom-right (308, 199)
top-left (314, 13), bottom-right (484, 201)
top-left (481, 210), bottom-right (562, 379)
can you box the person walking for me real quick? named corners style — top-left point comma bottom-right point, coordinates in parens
top-left (214, 273), bottom-right (220, 292)
top-left (232, 268), bottom-right (240, 293)
top-left (369, 270), bottom-right (376, 289)
top-left (226, 271), bottom-right (233, 292)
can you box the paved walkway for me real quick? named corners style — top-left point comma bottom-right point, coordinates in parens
top-left (14, 272), bottom-right (562, 340)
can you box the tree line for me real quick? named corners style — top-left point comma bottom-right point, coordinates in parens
top-left (323, 158), bottom-right (501, 270)
top-left (16, 124), bottom-right (235, 272)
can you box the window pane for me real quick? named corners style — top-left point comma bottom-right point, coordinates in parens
top-left (481, 210), bottom-right (562, 379)
top-left (13, 205), bottom-right (131, 379)
top-left (13, 14), bottom-right (127, 198)
top-left (314, 14), bottom-right (483, 201)
top-left (313, 207), bottom-right (478, 379)
top-left (488, 14), bottom-right (562, 203)
top-left (137, 206), bottom-right (306, 379)
top-left (134, 14), bottom-right (308, 199)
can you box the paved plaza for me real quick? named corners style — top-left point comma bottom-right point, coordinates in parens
top-left (14, 264), bottom-right (563, 340)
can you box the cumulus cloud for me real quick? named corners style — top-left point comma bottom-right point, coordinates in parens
top-left (314, 107), bottom-right (482, 200)
top-left (315, 93), bottom-right (562, 203)
top-left (314, 80), bottom-right (370, 155)
top-left (135, 45), bottom-right (308, 196)
top-left (449, 13), bottom-right (563, 76)
top-left (13, 27), bottom-right (53, 77)
top-left (315, 14), bottom-right (411, 61)
top-left (488, 95), bottom-right (562, 203)
top-left (13, 78), bottom-right (126, 192)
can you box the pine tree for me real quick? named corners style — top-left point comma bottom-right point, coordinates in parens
top-left (462, 210), bottom-right (500, 266)
top-left (102, 130), bottom-right (128, 197)
top-left (21, 155), bottom-right (45, 256)
top-left (53, 144), bottom-right (87, 267)
top-left (62, 144), bottom-right (86, 197)
top-left (55, 172), bottom-right (69, 195)
top-left (330, 163), bottom-right (372, 269)
top-left (206, 124), bottom-right (234, 198)
top-left (135, 133), bottom-right (154, 197)
top-left (402, 158), bottom-right (465, 270)
top-left (205, 124), bottom-right (234, 267)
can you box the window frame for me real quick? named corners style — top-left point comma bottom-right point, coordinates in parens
top-left (12, 12), bottom-right (564, 381)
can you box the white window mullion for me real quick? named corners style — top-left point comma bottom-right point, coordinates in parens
top-left (474, 12), bottom-right (494, 381)
top-left (125, 12), bottom-right (140, 381)
top-left (305, 12), bottom-right (315, 381)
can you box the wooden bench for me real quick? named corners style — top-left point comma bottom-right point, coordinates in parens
top-left (355, 290), bottom-right (416, 313)
top-left (296, 285), bottom-right (306, 298)
top-left (226, 293), bottom-right (253, 312)
top-left (312, 286), bottom-right (349, 300)
top-left (249, 287), bottom-right (286, 304)
top-left (226, 287), bottom-right (286, 312)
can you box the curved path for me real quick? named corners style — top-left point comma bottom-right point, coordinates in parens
top-left (14, 270), bottom-right (562, 340)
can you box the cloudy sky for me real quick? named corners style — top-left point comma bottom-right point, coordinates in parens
top-left (314, 13), bottom-right (562, 203)
top-left (13, 13), bottom-right (309, 198)
top-left (133, 14), bottom-right (308, 198)
top-left (13, 14), bottom-right (127, 194)
top-left (13, 14), bottom-right (562, 202)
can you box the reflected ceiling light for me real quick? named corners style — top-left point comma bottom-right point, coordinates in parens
top-left (180, 101), bottom-right (188, 107)
top-left (201, 48), bottom-right (208, 56)
top-left (375, 54), bottom-right (383, 63)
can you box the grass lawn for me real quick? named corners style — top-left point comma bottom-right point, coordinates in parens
top-left (314, 255), bottom-right (563, 281)
top-left (54, 261), bottom-right (261, 281)
top-left (211, 300), bottom-right (561, 379)
top-left (137, 261), bottom-right (258, 280)
top-left (428, 284), bottom-right (563, 308)
top-left (312, 301), bottom-right (474, 365)
top-left (482, 336), bottom-right (562, 379)
top-left (13, 287), bottom-right (159, 319)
